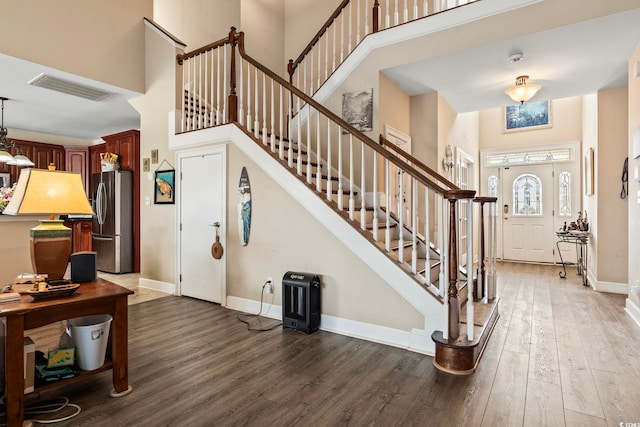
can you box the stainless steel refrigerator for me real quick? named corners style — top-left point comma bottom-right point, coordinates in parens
top-left (91, 170), bottom-right (133, 273)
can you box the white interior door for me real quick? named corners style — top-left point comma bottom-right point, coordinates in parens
top-left (502, 164), bottom-right (554, 263)
top-left (456, 155), bottom-right (470, 267)
top-left (179, 149), bottom-right (226, 303)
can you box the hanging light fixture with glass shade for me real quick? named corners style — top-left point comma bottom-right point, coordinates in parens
top-left (505, 75), bottom-right (542, 104)
top-left (0, 97), bottom-right (34, 166)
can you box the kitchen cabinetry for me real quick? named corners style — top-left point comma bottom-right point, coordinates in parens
top-left (92, 130), bottom-right (140, 273)
top-left (65, 147), bottom-right (89, 195)
top-left (63, 220), bottom-right (93, 253)
top-left (0, 140), bottom-right (65, 185)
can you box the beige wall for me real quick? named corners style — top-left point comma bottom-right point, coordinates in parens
top-left (582, 94), bottom-right (598, 275)
top-left (628, 43), bottom-right (640, 305)
top-left (479, 97), bottom-right (583, 150)
top-left (225, 143), bottom-right (423, 330)
top-left (241, 0), bottom-right (285, 77)
top-left (596, 87), bottom-right (628, 284)
top-left (379, 73), bottom-right (411, 136)
top-left (153, 0), bottom-right (240, 49)
top-left (0, 0), bottom-right (151, 93)
top-left (410, 93), bottom-right (438, 170)
top-left (284, 0), bottom-right (343, 66)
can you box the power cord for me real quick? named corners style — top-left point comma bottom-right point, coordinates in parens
top-left (236, 280), bottom-right (282, 331)
top-left (0, 396), bottom-right (81, 426)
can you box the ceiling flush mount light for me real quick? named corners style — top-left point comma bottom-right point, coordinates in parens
top-left (505, 75), bottom-right (541, 104)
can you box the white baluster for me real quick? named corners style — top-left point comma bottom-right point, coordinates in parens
top-left (411, 178), bottom-right (417, 274)
top-left (181, 58), bottom-right (186, 133)
top-left (332, 22), bottom-right (337, 72)
top-left (310, 49), bottom-right (314, 95)
top-left (288, 93), bottom-right (294, 168)
top-left (297, 97), bottom-right (302, 175)
top-left (372, 151), bottom-right (378, 241)
top-left (270, 79), bottom-right (275, 151)
top-left (222, 47), bottom-right (227, 124)
top-left (262, 73), bottom-right (267, 144)
top-left (246, 64), bottom-right (252, 131)
top-left (238, 57), bottom-right (244, 127)
top-left (326, 119), bottom-right (332, 201)
top-left (340, 12), bottom-right (345, 63)
top-left (203, 52), bottom-right (208, 127)
top-left (338, 129), bottom-right (344, 210)
top-left (325, 31), bottom-right (329, 82)
top-left (360, 140), bottom-right (366, 230)
top-left (348, 2), bottom-right (353, 53)
top-left (385, 158), bottom-right (390, 251)
top-left (394, 0), bottom-right (399, 26)
top-left (466, 199), bottom-right (474, 340)
top-left (398, 170), bottom-right (404, 264)
top-left (303, 60), bottom-right (307, 96)
top-left (349, 134), bottom-right (355, 221)
top-left (209, 50), bottom-right (214, 126)
top-left (317, 42), bottom-right (321, 91)
top-left (306, 109), bottom-right (312, 183)
top-left (413, 0), bottom-right (418, 20)
top-left (254, 67), bottom-right (259, 138)
top-left (425, 187), bottom-right (430, 286)
top-left (316, 113), bottom-right (322, 192)
top-left (442, 200), bottom-right (449, 340)
top-left (279, 85), bottom-right (284, 160)
top-left (403, 0), bottom-right (409, 23)
top-left (197, 54), bottom-right (201, 129)
top-left (365, 0), bottom-right (370, 35)
top-left (423, 0), bottom-right (428, 16)
top-left (385, 0), bottom-right (390, 29)
top-left (356, 0), bottom-right (361, 44)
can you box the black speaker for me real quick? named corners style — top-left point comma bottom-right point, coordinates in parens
top-left (70, 252), bottom-right (97, 283)
top-left (282, 271), bottom-right (321, 334)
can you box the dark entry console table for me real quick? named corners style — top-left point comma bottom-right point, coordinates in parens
top-left (556, 231), bottom-right (589, 286)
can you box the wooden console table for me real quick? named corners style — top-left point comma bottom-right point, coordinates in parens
top-left (0, 279), bottom-right (133, 427)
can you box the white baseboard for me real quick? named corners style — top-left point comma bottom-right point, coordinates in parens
top-left (625, 298), bottom-right (640, 328)
top-left (139, 277), bottom-right (176, 295)
top-left (587, 271), bottom-right (628, 294)
top-left (225, 295), bottom-right (434, 355)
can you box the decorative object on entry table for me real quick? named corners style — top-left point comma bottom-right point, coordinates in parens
top-left (2, 167), bottom-right (94, 280)
top-left (100, 152), bottom-right (119, 171)
top-left (0, 181), bottom-right (16, 213)
top-left (503, 100), bottom-right (551, 132)
top-left (237, 167), bottom-right (251, 246)
top-left (341, 88), bottom-right (373, 134)
top-left (154, 160), bottom-right (175, 205)
top-left (559, 210), bottom-right (589, 233)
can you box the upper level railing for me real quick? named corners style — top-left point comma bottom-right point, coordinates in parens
top-left (176, 28), bottom-right (494, 343)
top-left (288, 0), bottom-right (480, 97)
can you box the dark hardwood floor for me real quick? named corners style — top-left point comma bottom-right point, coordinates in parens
top-left (23, 262), bottom-right (640, 426)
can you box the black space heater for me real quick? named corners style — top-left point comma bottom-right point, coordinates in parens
top-left (282, 271), bottom-right (321, 334)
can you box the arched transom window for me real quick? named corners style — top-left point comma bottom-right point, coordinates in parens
top-left (513, 173), bottom-right (542, 215)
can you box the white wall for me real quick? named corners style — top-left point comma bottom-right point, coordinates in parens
top-left (582, 94), bottom-right (598, 276)
top-left (628, 43), bottom-right (640, 309)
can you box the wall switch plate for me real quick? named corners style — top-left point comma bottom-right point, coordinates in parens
top-left (145, 196), bottom-right (151, 206)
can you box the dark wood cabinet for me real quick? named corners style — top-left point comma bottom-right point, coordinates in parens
top-left (65, 146), bottom-right (89, 195)
top-left (63, 220), bottom-right (93, 253)
top-left (0, 140), bottom-right (65, 186)
top-left (98, 130), bottom-right (140, 273)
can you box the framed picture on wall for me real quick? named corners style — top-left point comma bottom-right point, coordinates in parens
top-left (584, 147), bottom-right (594, 196)
top-left (154, 170), bottom-right (175, 204)
top-left (503, 100), bottom-right (552, 132)
top-left (342, 88), bottom-right (373, 134)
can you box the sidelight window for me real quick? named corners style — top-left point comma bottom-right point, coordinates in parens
top-left (559, 171), bottom-right (571, 217)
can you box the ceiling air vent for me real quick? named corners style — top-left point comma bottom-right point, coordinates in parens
top-left (27, 73), bottom-right (112, 101)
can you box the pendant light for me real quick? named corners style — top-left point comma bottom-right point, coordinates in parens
top-left (0, 97), bottom-right (34, 166)
top-left (505, 75), bottom-right (541, 104)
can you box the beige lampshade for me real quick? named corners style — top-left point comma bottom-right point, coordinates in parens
top-left (4, 168), bottom-right (93, 216)
top-left (505, 75), bottom-right (541, 104)
top-left (0, 149), bottom-right (14, 163)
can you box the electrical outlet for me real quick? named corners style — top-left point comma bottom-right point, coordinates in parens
top-left (265, 277), bottom-right (274, 294)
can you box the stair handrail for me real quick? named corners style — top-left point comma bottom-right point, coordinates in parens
top-left (288, 0), bottom-right (351, 81)
top-left (236, 30), bottom-right (473, 201)
top-left (288, 0), bottom-right (480, 97)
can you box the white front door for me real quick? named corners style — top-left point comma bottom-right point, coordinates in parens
top-left (502, 163), bottom-right (554, 263)
top-left (179, 147), bottom-right (226, 303)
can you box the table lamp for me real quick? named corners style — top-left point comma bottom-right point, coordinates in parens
top-left (3, 167), bottom-right (94, 280)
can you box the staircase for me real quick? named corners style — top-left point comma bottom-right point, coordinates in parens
top-left (175, 23), bottom-right (498, 374)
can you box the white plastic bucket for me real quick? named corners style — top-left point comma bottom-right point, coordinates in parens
top-left (69, 314), bottom-right (112, 371)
